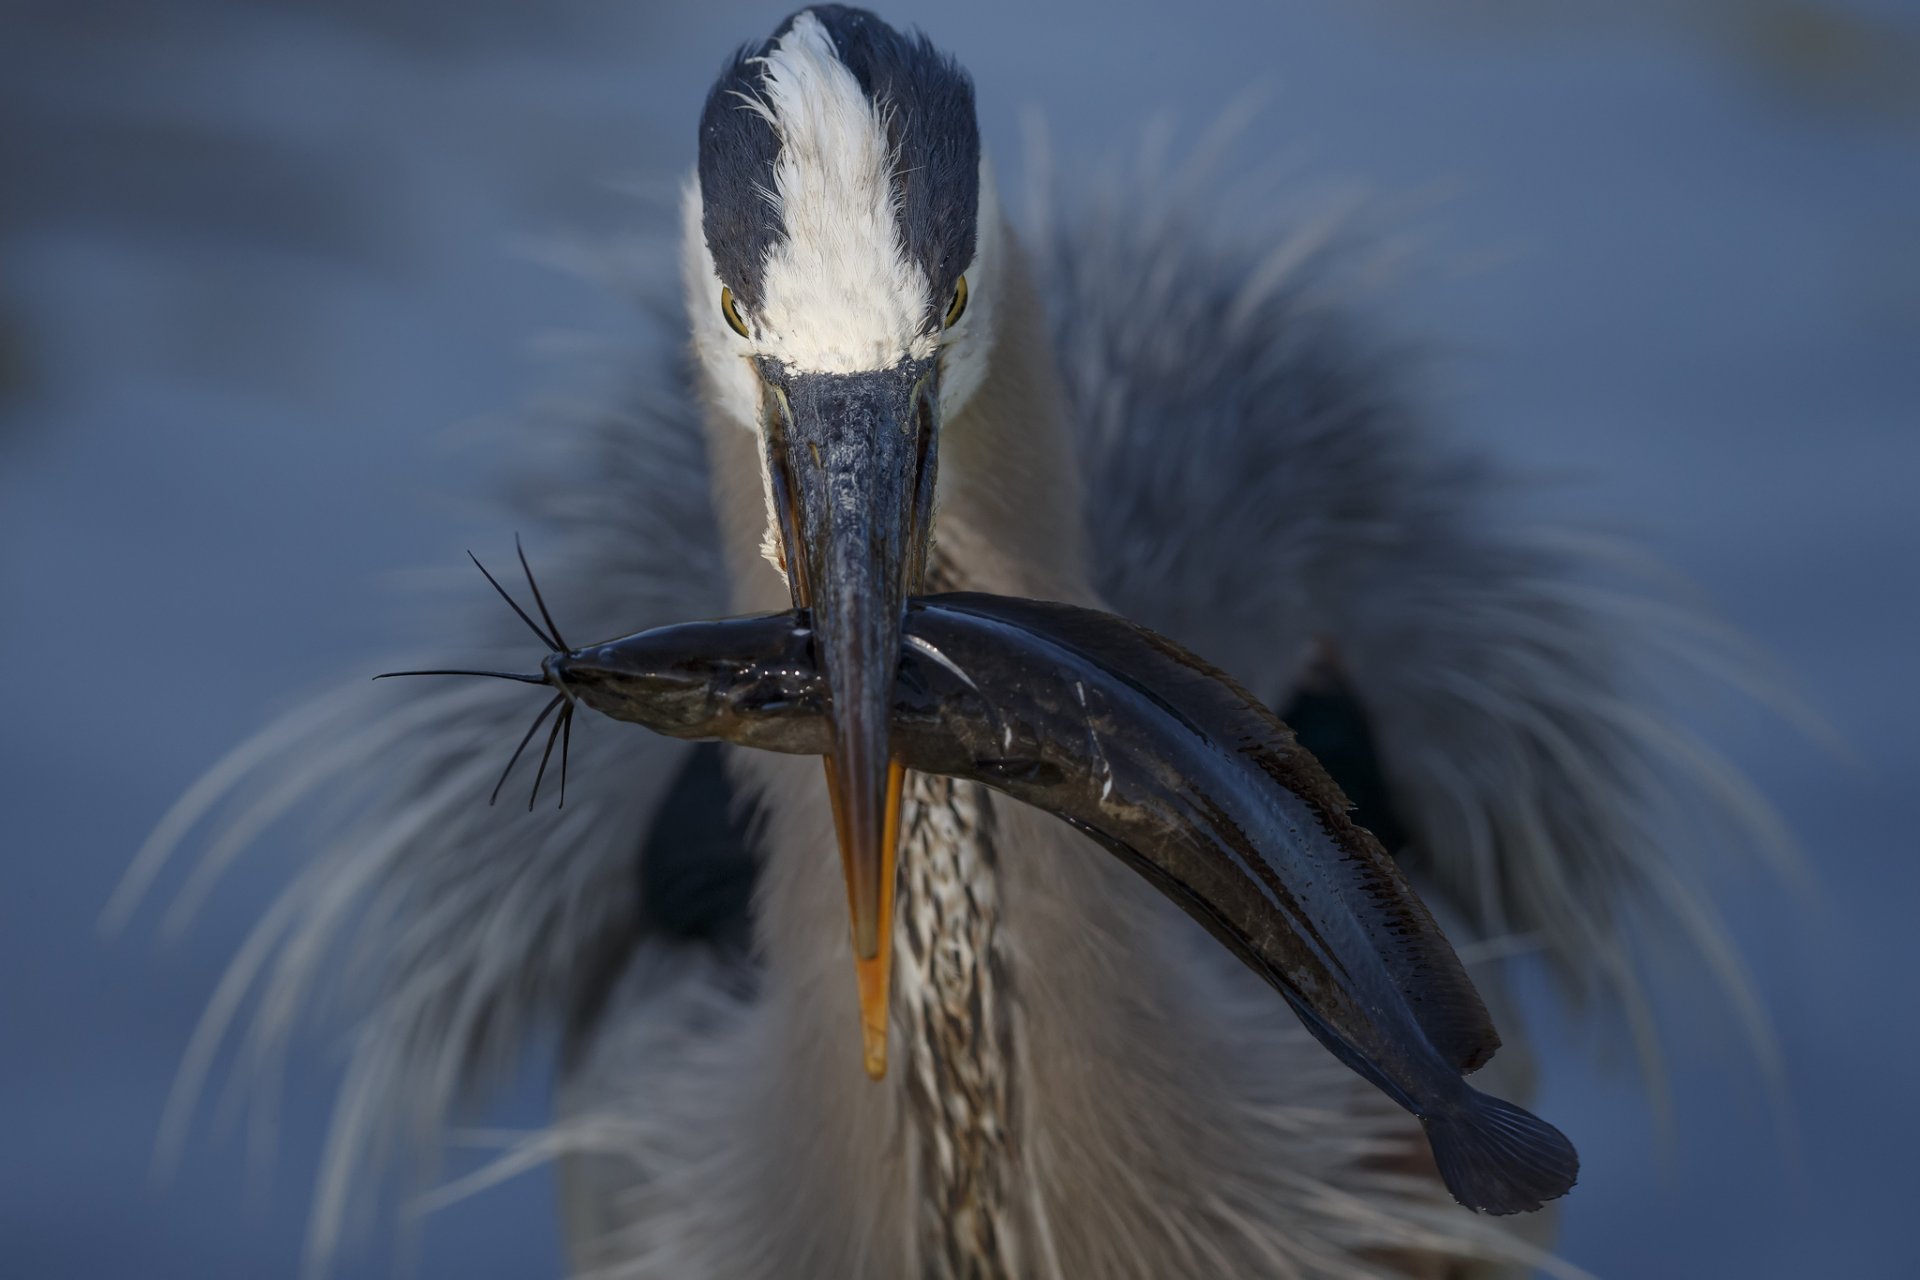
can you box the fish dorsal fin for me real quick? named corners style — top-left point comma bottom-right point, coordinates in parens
top-left (929, 593), bottom-right (1501, 1073)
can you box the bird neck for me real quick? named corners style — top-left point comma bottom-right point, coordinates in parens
top-left (925, 223), bottom-right (1092, 603)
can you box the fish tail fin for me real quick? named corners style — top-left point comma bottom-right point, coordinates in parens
top-left (1422, 1089), bottom-right (1579, 1215)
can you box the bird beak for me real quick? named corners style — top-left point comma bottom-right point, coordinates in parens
top-left (759, 357), bottom-right (939, 1079)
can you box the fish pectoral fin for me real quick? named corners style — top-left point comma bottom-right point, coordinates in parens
top-left (1421, 1089), bottom-right (1579, 1215)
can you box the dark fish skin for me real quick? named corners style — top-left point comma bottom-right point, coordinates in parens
top-left (545, 594), bottom-right (1578, 1215)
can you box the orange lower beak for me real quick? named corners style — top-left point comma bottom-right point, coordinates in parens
top-left (831, 757), bottom-right (907, 1078)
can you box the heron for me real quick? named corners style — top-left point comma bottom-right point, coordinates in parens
top-left (118, 6), bottom-right (1789, 1277)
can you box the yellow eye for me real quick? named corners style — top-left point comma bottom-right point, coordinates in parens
top-left (944, 274), bottom-right (968, 327)
top-left (720, 286), bottom-right (749, 338)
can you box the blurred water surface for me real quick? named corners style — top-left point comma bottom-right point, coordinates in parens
top-left (2, 1), bottom-right (1915, 1276)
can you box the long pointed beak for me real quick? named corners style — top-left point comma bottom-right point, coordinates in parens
top-left (761, 357), bottom-right (939, 1079)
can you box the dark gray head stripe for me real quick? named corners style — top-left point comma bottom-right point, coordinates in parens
top-left (696, 6), bottom-right (980, 323)
top-left (698, 43), bottom-right (786, 314)
top-left (807, 6), bottom-right (980, 319)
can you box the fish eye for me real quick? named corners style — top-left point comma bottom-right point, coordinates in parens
top-left (720, 286), bottom-right (749, 338)
top-left (944, 275), bottom-right (968, 328)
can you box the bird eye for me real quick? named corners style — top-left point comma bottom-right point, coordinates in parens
top-left (944, 275), bottom-right (968, 327)
top-left (720, 286), bottom-right (749, 338)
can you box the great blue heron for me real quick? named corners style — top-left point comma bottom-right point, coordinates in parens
top-left (117, 6), bottom-right (1787, 1276)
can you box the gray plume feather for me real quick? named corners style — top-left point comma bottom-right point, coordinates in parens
top-left (112, 337), bottom-right (728, 1270)
top-left (1029, 117), bottom-right (1800, 1114)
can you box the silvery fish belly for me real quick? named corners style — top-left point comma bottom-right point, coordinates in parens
top-left (547, 592), bottom-right (1579, 1216)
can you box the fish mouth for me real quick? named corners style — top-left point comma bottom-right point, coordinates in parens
top-left (758, 356), bottom-right (940, 1080)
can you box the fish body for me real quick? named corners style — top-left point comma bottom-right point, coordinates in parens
top-left (545, 593), bottom-right (1577, 1214)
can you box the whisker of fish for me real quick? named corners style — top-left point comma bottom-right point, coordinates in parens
top-left (515, 533), bottom-right (570, 653)
top-left (372, 669), bottom-right (547, 685)
top-left (493, 695), bottom-right (566, 807)
top-left (529, 702), bottom-right (567, 811)
top-left (468, 550), bottom-right (559, 652)
top-left (375, 542), bottom-right (585, 811)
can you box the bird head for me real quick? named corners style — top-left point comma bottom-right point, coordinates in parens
top-left (683, 6), bottom-right (995, 1078)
